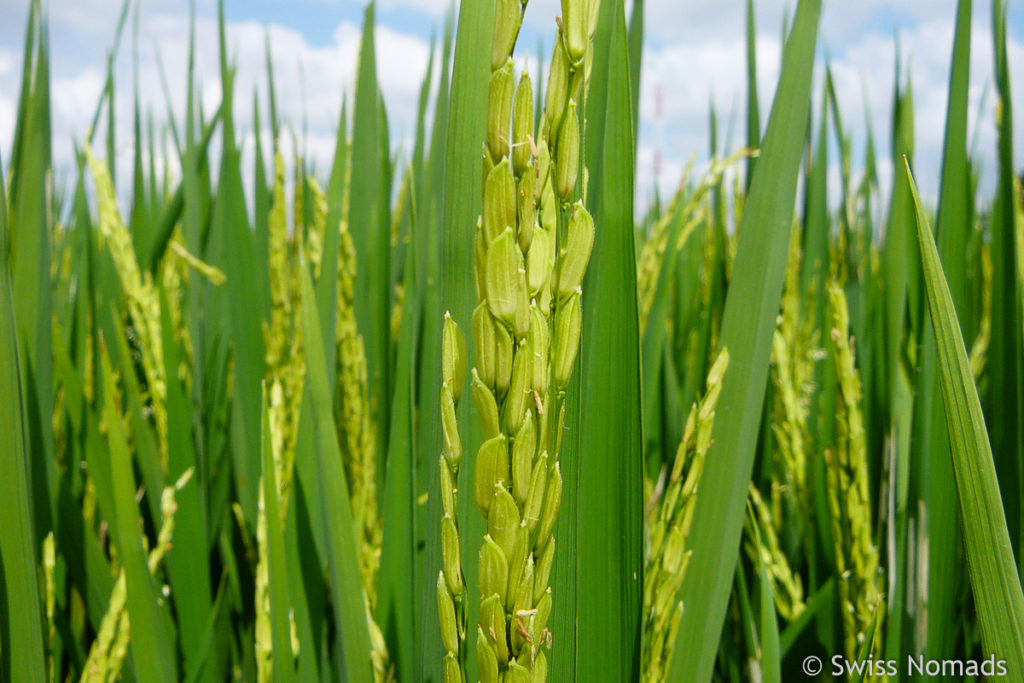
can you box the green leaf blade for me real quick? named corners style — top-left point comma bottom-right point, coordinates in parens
top-left (671, 1), bottom-right (822, 680)
top-left (909, 160), bottom-right (1024, 673)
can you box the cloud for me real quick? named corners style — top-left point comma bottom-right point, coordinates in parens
top-left (0, 2), bottom-right (435, 209)
top-left (1, 0), bottom-right (1022, 220)
top-left (633, 0), bottom-right (1024, 210)
top-left (0, 49), bottom-right (13, 77)
top-left (0, 95), bottom-right (13, 153)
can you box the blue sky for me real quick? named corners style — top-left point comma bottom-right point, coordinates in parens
top-left (1, 0), bottom-right (1022, 210)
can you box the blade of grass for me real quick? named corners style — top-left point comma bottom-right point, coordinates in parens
top-left (753, 529), bottom-right (781, 683)
top-left (298, 262), bottom-right (373, 683)
top-left (779, 578), bottom-right (835, 657)
top-left (641, 209), bottom-right (684, 474)
top-left (349, 3), bottom-right (392, 464)
top-left (909, 159), bottom-right (1024, 674)
top-left (159, 291), bottom-right (213, 667)
top-left (627, 0), bottom-right (644, 158)
top-left (0, 147), bottom-right (47, 683)
top-left (986, 0), bottom-right (1023, 567)
top-left (920, 0), bottom-right (972, 663)
top-left (671, 2), bottom-right (821, 680)
top-left (411, 12), bottom-right (452, 678)
top-left (377, 236), bottom-right (419, 682)
top-left (9, 0), bottom-right (57, 545)
top-left (214, 54), bottom-right (265, 525)
top-left (745, 0), bottom-right (761, 188)
top-left (100, 337), bottom-right (178, 683)
top-left (435, 0), bottom-right (493, 677)
top-left (554, 2), bottom-right (643, 680)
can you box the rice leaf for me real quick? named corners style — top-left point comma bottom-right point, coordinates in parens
top-left (349, 3), bottom-right (392, 462)
top-left (627, 0), bottom-right (644, 156)
top-left (0, 147), bottom-right (47, 683)
top-left (745, 0), bottom-right (761, 188)
top-left (920, 0), bottom-right (972, 661)
top-left (377, 239), bottom-right (418, 681)
top-left (434, 0), bottom-right (493, 678)
top-left (908, 159), bottom-right (1024, 673)
top-left (753, 525), bottom-right (780, 683)
top-left (100, 338), bottom-right (177, 683)
top-left (9, 0), bottom-right (57, 545)
top-left (671, 1), bottom-right (821, 680)
top-left (298, 261), bottom-right (373, 682)
top-left (553, 2), bottom-right (643, 680)
top-left (986, 0), bottom-right (1023, 565)
top-left (159, 290), bottom-right (212, 666)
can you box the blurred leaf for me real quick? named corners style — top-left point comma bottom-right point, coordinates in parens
top-left (299, 262), bottom-right (373, 682)
top-left (100, 338), bottom-right (177, 683)
top-left (0, 146), bottom-right (47, 683)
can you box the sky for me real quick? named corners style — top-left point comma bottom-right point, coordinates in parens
top-left (1, 0), bottom-right (1023, 214)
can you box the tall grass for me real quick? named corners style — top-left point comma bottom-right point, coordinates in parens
top-left (2, 0), bottom-right (1023, 681)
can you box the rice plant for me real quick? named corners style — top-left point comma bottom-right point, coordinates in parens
top-left (2, 0), bottom-right (1024, 681)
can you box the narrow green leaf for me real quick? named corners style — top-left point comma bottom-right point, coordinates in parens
top-left (672, 2), bottom-right (822, 680)
top-left (745, 0), bottom-right (761, 188)
top-left (298, 263), bottom-right (373, 683)
top-left (0, 147), bottom-right (47, 683)
top-left (9, 1), bottom-right (57, 545)
top-left (434, 0), bottom-right (493, 678)
top-left (779, 578), bottom-right (835, 658)
top-left (986, 0), bottom-right (1022, 565)
top-left (377, 239), bottom-right (419, 682)
top-left (921, 0), bottom-right (972, 662)
top-left (909, 160), bottom-right (1024, 674)
top-left (159, 291), bottom-right (212, 666)
top-left (100, 338), bottom-right (177, 683)
top-left (217, 131), bottom-right (265, 526)
top-left (349, 3), bottom-right (392, 463)
top-left (627, 0), bottom-right (644, 157)
top-left (554, 2), bottom-right (643, 680)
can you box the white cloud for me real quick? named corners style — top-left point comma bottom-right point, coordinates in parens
top-left (0, 50), bottom-right (13, 77)
top-left (0, 3), bottom-right (434, 207)
top-left (633, 1), bottom-right (1024, 211)
top-left (1, 0), bottom-right (1022, 221)
top-left (0, 96), bottom-right (13, 155)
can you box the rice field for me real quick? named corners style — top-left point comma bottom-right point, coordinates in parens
top-left (2, 0), bottom-right (1024, 681)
